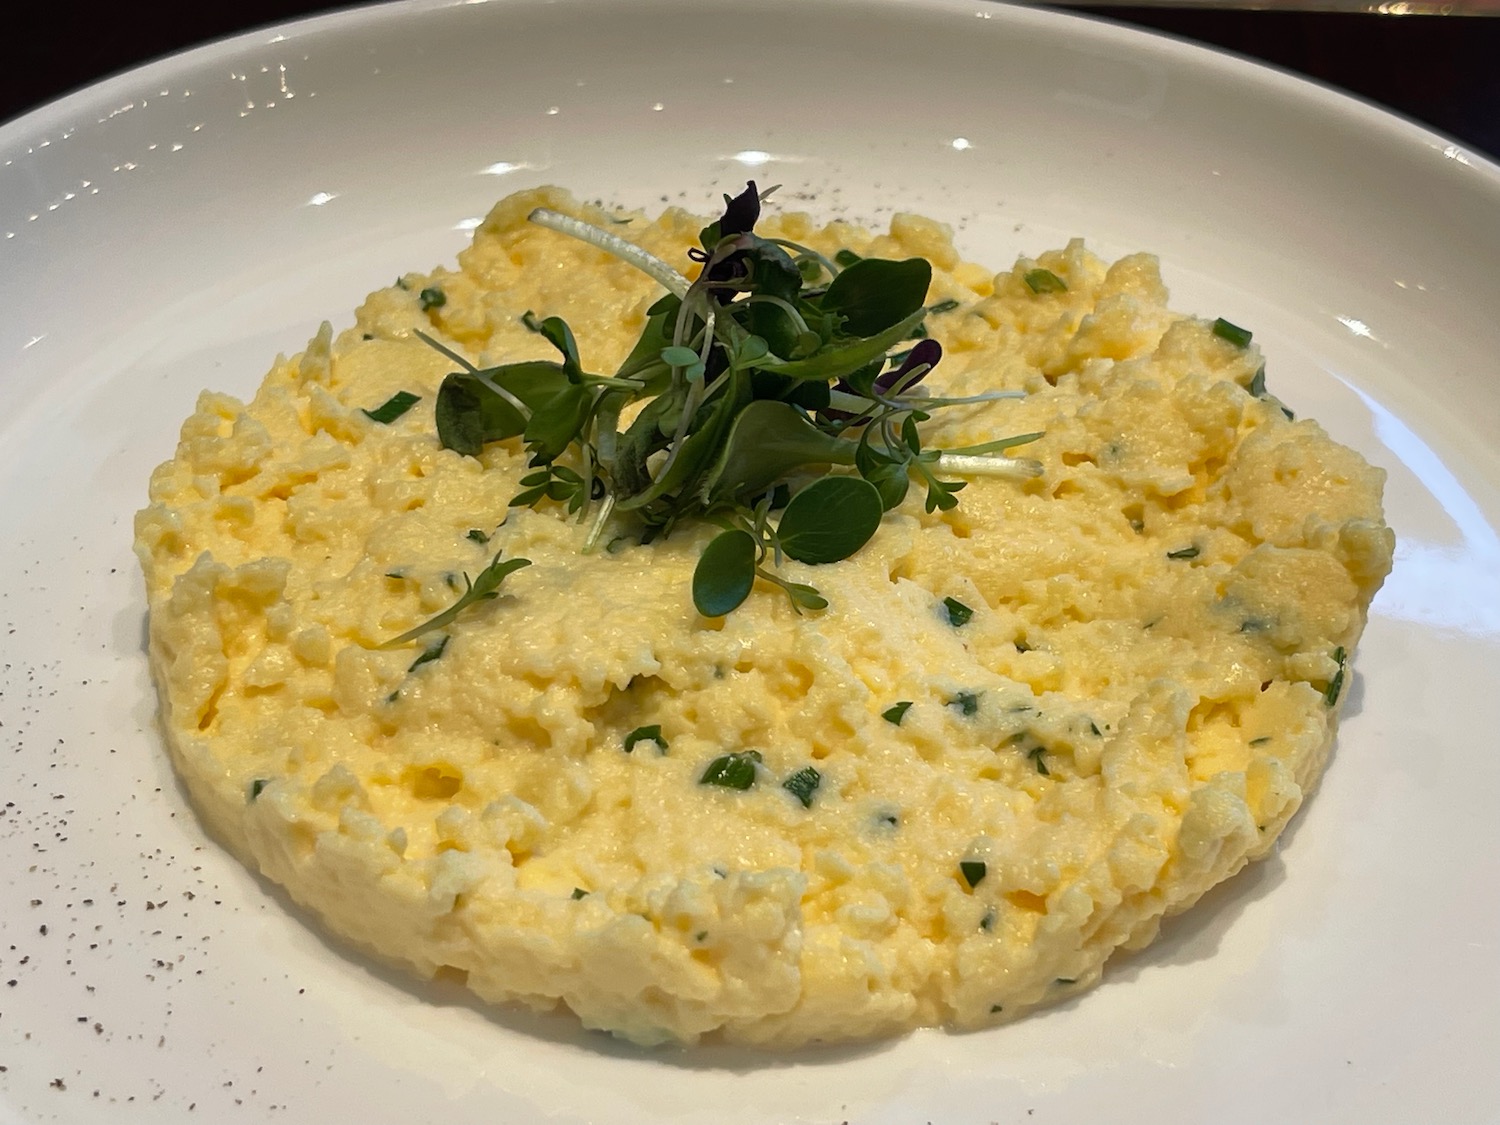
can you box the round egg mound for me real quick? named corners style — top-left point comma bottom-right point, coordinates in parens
top-left (135, 188), bottom-right (1393, 1046)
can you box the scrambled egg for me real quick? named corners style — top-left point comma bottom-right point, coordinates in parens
top-left (134, 188), bottom-right (1393, 1046)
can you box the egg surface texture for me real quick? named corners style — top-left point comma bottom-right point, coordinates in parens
top-left (135, 188), bottom-right (1394, 1047)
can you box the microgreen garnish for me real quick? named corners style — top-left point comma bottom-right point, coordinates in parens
top-left (1212, 317), bottom-right (1252, 348)
top-left (1324, 646), bottom-right (1347, 706)
top-left (624, 725), bottom-right (667, 754)
top-left (249, 779), bottom-right (269, 802)
top-left (782, 766), bottom-right (821, 808)
top-left (1166, 545), bottom-right (1200, 560)
top-left (699, 750), bottom-right (762, 790)
top-left (380, 551), bottom-right (531, 647)
top-left (411, 184), bottom-right (1040, 616)
top-left (419, 286), bottom-right (446, 312)
top-left (1023, 268), bottom-right (1067, 294)
top-left (943, 596), bottom-right (974, 626)
top-left (950, 691), bottom-right (981, 717)
top-left (882, 701), bottom-right (913, 725)
top-left (959, 860), bottom-right (987, 889)
top-left (407, 635), bottom-right (448, 672)
top-left (362, 390), bottom-right (421, 424)
top-left (466, 528), bottom-right (490, 545)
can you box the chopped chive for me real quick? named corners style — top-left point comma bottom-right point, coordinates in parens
top-left (699, 750), bottom-right (761, 790)
top-left (1055, 977), bottom-right (1076, 985)
top-left (1212, 317), bottom-right (1252, 348)
top-left (1023, 268), bottom-right (1066, 294)
top-left (1249, 365), bottom-right (1267, 397)
top-left (1324, 646), bottom-right (1348, 706)
top-left (1088, 720), bottom-right (1101, 737)
top-left (882, 701), bottom-right (914, 725)
top-left (418, 286), bottom-right (447, 312)
top-left (950, 691), bottom-right (981, 717)
top-left (248, 779), bottom-right (270, 802)
top-left (466, 528), bottom-right (490, 545)
top-left (1249, 736), bottom-right (1273, 746)
top-left (927, 298), bottom-right (961, 315)
top-left (407, 634), bottom-right (449, 672)
top-left (362, 390), bottom-right (421, 424)
top-left (834, 249), bottom-right (862, 268)
top-left (959, 860), bottom-right (987, 889)
top-left (624, 724), bottom-right (666, 754)
top-left (1166, 545), bottom-right (1200, 560)
top-left (943, 596), bottom-right (974, 627)
top-left (782, 766), bottom-right (821, 808)
top-left (570, 887), bottom-right (588, 900)
top-left (1026, 745), bottom-right (1049, 775)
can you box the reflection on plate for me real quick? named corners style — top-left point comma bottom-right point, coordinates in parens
top-left (1, 1), bottom-right (1497, 1123)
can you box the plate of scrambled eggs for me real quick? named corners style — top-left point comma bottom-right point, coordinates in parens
top-left (3, 0), bottom-right (1499, 1122)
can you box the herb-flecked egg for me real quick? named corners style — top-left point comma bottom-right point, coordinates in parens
top-left (134, 188), bottom-right (1393, 1046)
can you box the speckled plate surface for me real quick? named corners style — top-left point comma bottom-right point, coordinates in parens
top-left (2, 1), bottom-right (1498, 1122)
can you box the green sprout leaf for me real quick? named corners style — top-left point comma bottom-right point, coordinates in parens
top-left (776, 477), bottom-right (884, 565)
top-left (381, 552), bottom-right (532, 648)
top-left (693, 529), bottom-right (758, 617)
top-left (362, 390), bottom-right (421, 424)
top-left (819, 257), bottom-right (932, 337)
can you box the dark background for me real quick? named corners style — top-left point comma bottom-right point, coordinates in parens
top-left (3, 3), bottom-right (1498, 161)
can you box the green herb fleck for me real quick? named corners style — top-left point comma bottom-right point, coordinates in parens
top-left (927, 298), bottom-right (960, 315)
top-left (1212, 317), bottom-right (1253, 348)
top-left (466, 528), bottom-right (490, 545)
top-left (943, 596), bottom-right (974, 627)
top-left (381, 551), bottom-right (531, 648)
top-left (1249, 736), bottom-right (1272, 747)
top-left (1023, 268), bottom-right (1067, 294)
top-left (1088, 720), bottom-right (1102, 737)
top-left (950, 691), bottom-right (981, 717)
top-left (418, 286), bottom-right (446, 312)
top-left (362, 390), bottom-right (421, 424)
top-left (782, 766), bottom-right (822, 808)
top-left (699, 750), bottom-right (762, 790)
top-left (1055, 977), bottom-right (1076, 986)
top-left (989, 1003), bottom-right (1003, 1013)
top-left (249, 779), bottom-right (269, 802)
top-left (1166, 545), bottom-right (1200, 560)
top-left (980, 911), bottom-right (995, 932)
top-left (624, 725), bottom-right (666, 754)
top-left (959, 860), bottom-right (987, 889)
top-left (1324, 646), bottom-right (1348, 706)
top-left (407, 634), bottom-right (449, 672)
top-left (1249, 365), bottom-right (1267, 397)
top-left (882, 701), bottom-right (914, 725)
top-left (1027, 745), bottom-right (1050, 776)
top-left (570, 887), bottom-right (588, 900)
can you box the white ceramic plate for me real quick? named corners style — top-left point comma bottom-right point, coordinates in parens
top-left (3, 1), bottom-right (1498, 1122)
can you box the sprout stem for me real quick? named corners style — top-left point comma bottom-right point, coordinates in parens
top-left (933, 453), bottom-right (1044, 479)
top-left (529, 208), bottom-right (691, 298)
